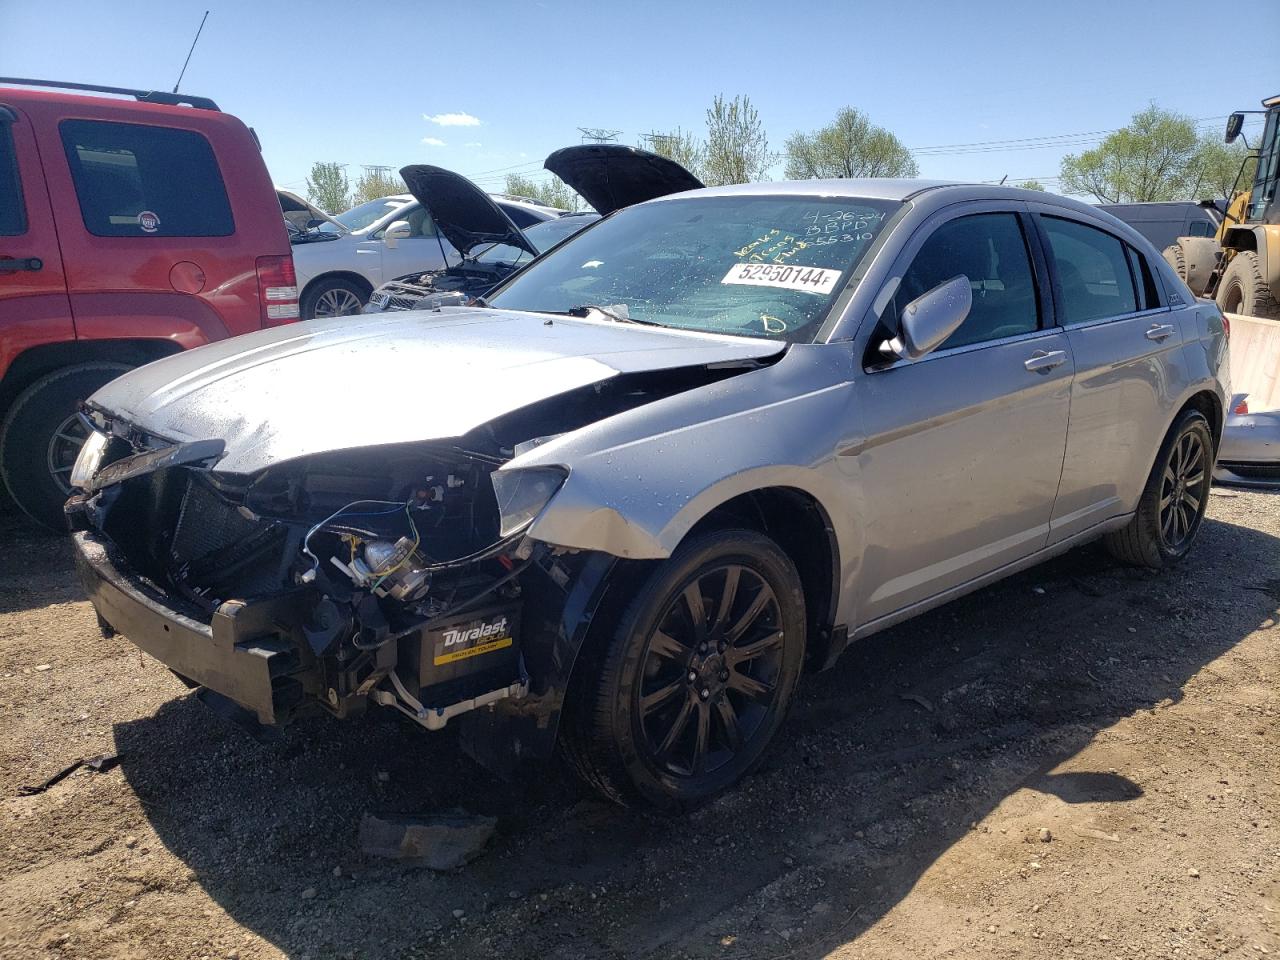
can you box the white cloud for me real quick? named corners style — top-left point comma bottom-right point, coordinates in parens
top-left (465, 141), bottom-right (482, 148)
top-left (421, 137), bottom-right (447, 147)
top-left (423, 112), bottom-right (481, 127)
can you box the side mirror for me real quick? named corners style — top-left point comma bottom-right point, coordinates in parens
top-left (880, 275), bottom-right (972, 361)
top-left (383, 220), bottom-right (412, 245)
top-left (1225, 112), bottom-right (1245, 144)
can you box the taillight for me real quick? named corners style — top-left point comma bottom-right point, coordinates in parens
top-left (1222, 313), bottom-right (1230, 339)
top-left (256, 255), bottom-right (299, 325)
top-left (1233, 397), bottom-right (1249, 415)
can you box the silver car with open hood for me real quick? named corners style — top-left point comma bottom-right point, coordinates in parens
top-left (67, 178), bottom-right (1229, 809)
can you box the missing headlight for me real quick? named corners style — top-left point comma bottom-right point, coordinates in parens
top-left (490, 466), bottom-right (567, 537)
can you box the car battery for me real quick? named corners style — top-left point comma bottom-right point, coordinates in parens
top-left (414, 601), bottom-right (521, 704)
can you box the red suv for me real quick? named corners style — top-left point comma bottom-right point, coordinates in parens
top-left (0, 78), bottom-right (298, 528)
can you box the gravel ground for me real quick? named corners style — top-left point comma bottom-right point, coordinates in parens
top-left (0, 490), bottom-right (1276, 960)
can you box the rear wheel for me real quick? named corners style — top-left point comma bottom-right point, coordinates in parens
top-left (0, 363), bottom-right (130, 530)
top-left (561, 529), bottom-right (806, 810)
top-left (1216, 250), bottom-right (1280, 319)
top-left (301, 278), bottom-right (367, 320)
top-left (1104, 408), bottom-right (1214, 568)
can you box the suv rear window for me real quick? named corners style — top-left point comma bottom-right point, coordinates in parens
top-left (0, 121), bottom-right (25, 236)
top-left (59, 119), bottom-right (233, 238)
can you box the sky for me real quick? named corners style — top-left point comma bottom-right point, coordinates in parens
top-left (3, 0), bottom-right (1278, 201)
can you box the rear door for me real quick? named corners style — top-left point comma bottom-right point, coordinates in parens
top-left (35, 111), bottom-right (260, 340)
top-left (0, 103), bottom-right (74, 378)
top-left (851, 203), bottom-right (1074, 622)
top-left (1035, 209), bottom-right (1186, 541)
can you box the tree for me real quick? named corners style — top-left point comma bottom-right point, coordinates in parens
top-left (643, 127), bottom-right (706, 180)
top-left (352, 167), bottom-right (406, 205)
top-left (1185, 139), bottom-right (1256, 201)
top-left (504, 173), bottom-right (581, 212)
top-left (1015, 179), bottom-right (1047, 191)
top-left (783, 107), bottom-right (918, 180)
top-left (1060, 106), bottom-right (1208, 203)
top-left (305, 162), bottom-right (350, 214)
top-left (703, 94), bottom-right (776, 187)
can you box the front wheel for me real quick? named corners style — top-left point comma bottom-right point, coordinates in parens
top-left (1104, 408), bottom-right (1214, 568)
top-left (561, 529), bottom-right (807, 810)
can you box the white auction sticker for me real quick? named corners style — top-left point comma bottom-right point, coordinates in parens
top-left (721, 262), bottom-right (842, 295)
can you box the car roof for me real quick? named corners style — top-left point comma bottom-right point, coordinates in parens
top-left (645, 178), bottom-right (1112, 219)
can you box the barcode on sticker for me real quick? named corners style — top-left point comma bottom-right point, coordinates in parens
top-left (721, 262), bottom-right (842, 295)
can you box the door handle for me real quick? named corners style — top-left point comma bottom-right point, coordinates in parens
top-left (0, 257), bottom-right (43, 272)
top-left (1024, 349), bottom-right (1068, 373)
top-left (1145, 323), bottom-right (1175, 342)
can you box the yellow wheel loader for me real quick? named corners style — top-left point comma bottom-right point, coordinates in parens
top-left (1164, 95), bottom-right (1280, 318)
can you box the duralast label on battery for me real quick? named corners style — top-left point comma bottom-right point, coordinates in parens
top-left (432, 612), bottom-right (514, 666)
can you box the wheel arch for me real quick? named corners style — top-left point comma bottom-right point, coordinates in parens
top-left (681, 486), bottom-right (841, 671)
top-left (0, 339), bottom-right (184, 421)
top-left (1177, 388), bottom-right (1224, 451)
top-left (300, 271), bottom-right (374, 303)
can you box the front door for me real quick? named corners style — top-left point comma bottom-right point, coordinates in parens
top-left (851, 206), bottom-right (1073, 624)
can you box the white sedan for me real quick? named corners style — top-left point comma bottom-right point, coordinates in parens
top-left (291, 193), bottom-right (564, 319)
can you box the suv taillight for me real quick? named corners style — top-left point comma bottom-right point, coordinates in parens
top-left (256, 255), bottom-right (299, 325)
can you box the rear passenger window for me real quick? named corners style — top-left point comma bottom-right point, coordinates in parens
top-left (59, 120), bottom-right (233, 238)
top-left (1188, 220), bottom-right (1214, 237)
top-left (1126, 245), bottom-right (1162, 310)
top-left (892, 212), bottom-right (1040, 350)
top-left (1042, 217), bottom-right (1138, 324)
top-left (0, 121), bottom-right (26, 236)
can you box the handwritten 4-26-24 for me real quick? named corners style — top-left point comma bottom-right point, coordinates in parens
top-left (721, 262), bottom-right (842, 295)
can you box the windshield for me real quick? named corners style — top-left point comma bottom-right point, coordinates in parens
top-left (474, 214), bottom-right (600, 266)
top-left (328, 197), bottom-right (411, 233)
top-left (487, 195), bottom-right (901, 342)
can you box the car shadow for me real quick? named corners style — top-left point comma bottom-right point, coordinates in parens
top-left (108, 513), bottom-right (1280, 959)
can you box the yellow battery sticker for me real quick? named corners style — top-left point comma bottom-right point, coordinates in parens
top-left (433, 635), bottom-right (513, 666)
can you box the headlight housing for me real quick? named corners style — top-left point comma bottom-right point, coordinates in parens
top-left (69, 429), bottom-right (110, 490)
top-left (490, 466), bottom-right (568, 537)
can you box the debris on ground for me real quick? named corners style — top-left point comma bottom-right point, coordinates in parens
top-left (1071, 825), bottom-right (1121, 843)
top-left (358, 811), bottom-right (497, 870)
top-left (17, 752), bottom-right (120, 795)
top-left (898, 692), bottom-right (935, 712)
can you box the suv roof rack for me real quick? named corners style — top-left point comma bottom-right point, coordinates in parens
top-left (0, 77), bottom-right (219, 111)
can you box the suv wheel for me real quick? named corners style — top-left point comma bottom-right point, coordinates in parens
top-left (561, 529), bottom-right (806, 810)
top-left (301, 278), bottom-right (367, 320)
top-left (1104, 408), bottom-right (1214, 568)
top-left (0, 363), bottom-right (131, 530)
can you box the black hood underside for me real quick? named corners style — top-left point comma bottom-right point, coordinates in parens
top-left (400, 164), bottom-right (537, 258)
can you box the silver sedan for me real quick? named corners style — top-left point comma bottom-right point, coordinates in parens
top-left (68, 179), bottom-right (1230, 810)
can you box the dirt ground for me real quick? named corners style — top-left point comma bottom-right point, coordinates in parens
top-left (0, 490), bottom-right (1276, 960)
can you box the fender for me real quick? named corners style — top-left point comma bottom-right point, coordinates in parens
top-left (70, 291), bottom-right (229, 348)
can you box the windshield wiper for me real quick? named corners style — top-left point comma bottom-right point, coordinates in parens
top-left (560, 304), bottom-right (664, 327)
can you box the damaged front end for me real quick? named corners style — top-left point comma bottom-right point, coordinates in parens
top-left (68, 424), bottom-right (561, 736)
top-left (64, 360), bottom-right (753, 765)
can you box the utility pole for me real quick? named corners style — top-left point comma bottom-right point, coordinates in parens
top-left (578, 127), bottom-right (621, 144)
top-left (641, 132), bottom-right (677, 153)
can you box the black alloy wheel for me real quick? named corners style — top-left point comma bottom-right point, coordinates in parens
top-left (637, 564), bottom-right (785, 779)
top-left (1158, 428), bottom-right (1209, 550)
top-left (561, 528), bottom-right (806, 810)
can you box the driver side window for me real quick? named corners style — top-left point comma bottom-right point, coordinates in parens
top-left (892, 213), bottom-right (1040, 350)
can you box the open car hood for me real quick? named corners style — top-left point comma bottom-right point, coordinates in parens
top-left (543, 144), bottom-right (704, 216)
top-left (86, 308), bottom-right (784, 475)
top-left (400, 164), bottom-right (536, 258)
top-left (277, 188), bottom-right (345, 233)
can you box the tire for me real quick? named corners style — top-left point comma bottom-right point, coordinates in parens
top-left (1216, 250), bottom-right (1280, 319)
top-left (1104, 408), bottom-right (1214, 569)
top-left (0, 363), bottom-right (131, 530)
top-left (1162, 243), bottom-right (1187, 283)
top-left (300, 278), bottom-right (368, 320)
top-left (560, 528), bottom-right (807, 811)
